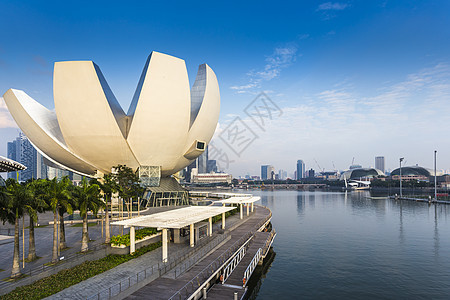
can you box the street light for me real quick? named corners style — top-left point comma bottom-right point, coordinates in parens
top-left (399, 157), bottom-right (404, 198)
top-left (434, 150), bottom-right (437, 201)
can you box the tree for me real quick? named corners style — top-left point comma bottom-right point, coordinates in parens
top-left (25, 179), bottom-right (48, 261)
top-left (91, 174), bottom-right (119, 243)
top-left (3, 179), bottom-right (31, 278)
top-left (47, 177), bottom-right (72, 263)
top-left (74, 178), bottom-right (102, 252)
top-left (113, 165), bottom-right (143, 219)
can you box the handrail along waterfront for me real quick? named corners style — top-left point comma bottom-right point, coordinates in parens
top-left (168, 208), bottom-right (272, 300)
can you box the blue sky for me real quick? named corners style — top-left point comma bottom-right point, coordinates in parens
top-left (1, 0), bottom-right (450, 177)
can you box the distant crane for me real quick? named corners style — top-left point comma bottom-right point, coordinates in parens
top-left (332, 161), bottom-right (337, 172)
top-left (314, 159), bottom-right (324, 173)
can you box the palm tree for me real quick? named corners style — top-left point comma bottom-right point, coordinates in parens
top-left (3, 179), bottom-right (31, 278)
top-left (58, 184), bottom-right (77, 250)
top-left (91, 174), bottom-right (119, 243)
top-left (74, 178), bottom-right (102, 252)
top-left (24, 179), bottom-right (48, 261)
top-left (47, 177), bottom-right (72, 263)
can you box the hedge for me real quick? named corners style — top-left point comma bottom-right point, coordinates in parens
top-left (110, 227), bottom-right (158, 247)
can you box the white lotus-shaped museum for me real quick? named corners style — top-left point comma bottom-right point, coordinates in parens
top-left (3, 51), bottom-right (220, 179)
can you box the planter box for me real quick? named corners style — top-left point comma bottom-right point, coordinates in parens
top-left (109, 233), bottom-right (162, 255)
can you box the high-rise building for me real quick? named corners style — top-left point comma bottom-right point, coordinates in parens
top-left (261, 165), bottom-right (275, 180)
top-left (197, 146), bottom-right (208, 173)
top-left (207, 159), bottom-right (217, 173)
top-left (375, 156), bottom-right (385, 173)
top-left (185, 160), bottom-right (197, 182)
top-left (296, 160), bottom-right (305, 180)
top-left (7, 132), bottom-right (47, 181)
top-left (278, 169), bottom-right (287, 180)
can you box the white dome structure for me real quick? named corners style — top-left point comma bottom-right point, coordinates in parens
top-left (3, 51), bottom-right (220, 180)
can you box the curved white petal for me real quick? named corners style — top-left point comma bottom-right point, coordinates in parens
top-left (3, 89), bottom-right (97, 175)
top-left (127, 52), bottom-right (190, 172)
top-left (53, 61), bottom-right (139, 173)
top-left (165, 64), bottom-right (220, 175)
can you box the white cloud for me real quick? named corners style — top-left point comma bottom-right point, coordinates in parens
top-left (0, 97), bottom-right (17, 129)
top-left (317, 2), bottom-right (349, 11)
top-left (218, 63), bottom-right (450, 176)
top-left (230, 45), bottom-right (298, 93)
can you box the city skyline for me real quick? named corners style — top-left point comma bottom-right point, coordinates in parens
top-left (1, 1), bottom-right (450, 178)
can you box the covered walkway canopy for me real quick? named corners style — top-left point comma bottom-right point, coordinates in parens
top-left (112, 206), bottom-right (236, 262)
top-left (189, 191), bottom-right (253, 198)
top-left (217, 196), bottom-right (261, 219)
top-left (0, 156), bottom-right (26, 172)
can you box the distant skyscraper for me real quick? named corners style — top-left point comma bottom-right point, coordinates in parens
top-left (278, 169), bottom-right (287, 180)
top-left (207, 159), bottom-right (217, 173)
top-left (375, 156), bottom-right (385, 173)
top-left (296, 160), bottom-right (305, 180)
top-left (185, 160), bottom-right (197, 182)
top-left (261, 165), bottom-right (275, 180)
top-left (197, 146), bottom-right (208, 173)
top-left (7, 132), bottom-right (47, 181)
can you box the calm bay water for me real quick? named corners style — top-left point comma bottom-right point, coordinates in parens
top-left (251, 190), bottom-right (450, 300)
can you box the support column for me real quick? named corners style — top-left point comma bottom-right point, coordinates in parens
top-left (222, 203), bottom-right (225, 207)
top-left (162, 228), bottom-right (168, 263)
top-left (208, 217), bottom-right (212, 236)
top-left (251, 202), bottom-right (254, 212)
top-left (222, 212), bottom-right (226, 229)
top-left (246, 203), bottom-right (249, 216)
top-left (240, 204), bottom-right (243, 219)
top-left (130, 226), bottom-right (135, 254)
top-left (190, 223), bottom-right (195, 247)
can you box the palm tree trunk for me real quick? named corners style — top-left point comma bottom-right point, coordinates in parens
top-left (52, 210), bottom-right (58, 263)
top-left (27, 214), bottom-right (37, 261)
top-left (59, 213), bottom-right (66, 250)
top-left (105, 196), bottom-right (110, 243)
top-left (11, 210), bottom-right (21, 278)
top-left (81, 214), bottom-right (89, 252)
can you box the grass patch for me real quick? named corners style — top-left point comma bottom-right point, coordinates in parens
top-left (0, 269), bottom-right (4, 272)
top-left (70, 222), bottom-right (97, 228)
top-left (1, 241), bottom-right (162, 300)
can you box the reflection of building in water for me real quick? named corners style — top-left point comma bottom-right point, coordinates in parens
top-left (297, 194), bottom-right (306, 215)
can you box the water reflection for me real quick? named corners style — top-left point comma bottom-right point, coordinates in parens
top-left (297, 194), bottom-right (305, 216)
top-left (251, 190), bottom-right (450, 300)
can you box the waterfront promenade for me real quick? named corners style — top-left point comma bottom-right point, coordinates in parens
top-left (45, 205), bottom-right (271, 299)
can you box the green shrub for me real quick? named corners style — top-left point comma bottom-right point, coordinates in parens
top-left (110, 227), bottom-right (158, 246)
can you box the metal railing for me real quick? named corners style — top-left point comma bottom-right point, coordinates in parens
top-left (169, 209), bottom-right (273, 300)
top-left (222, 239), bottom-right (251, 283)
top-left (261, 229), bottom-right (276, 258)
top-left (86, 233), bottom-right (229, 300)
top-left (243, 248), bottom-right (261, 287)
top-left (168, 232), bottom-right (254, 300)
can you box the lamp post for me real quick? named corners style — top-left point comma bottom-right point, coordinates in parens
top-left (434, 150), bottom-right (437, 201)
top-left (399, 157), bottom-right (404, 198)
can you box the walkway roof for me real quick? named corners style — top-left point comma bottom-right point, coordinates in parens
top-left (0, 156), bottom-right (27, 172)
top-left (111, 206), bottom-right (236, 229)
top-left (189, 191), bottom-right (253, 198)
top-left (217, 196), bottom-right (261, 204)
